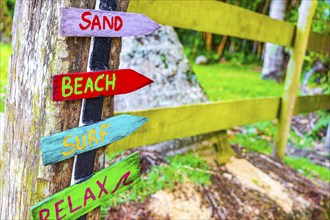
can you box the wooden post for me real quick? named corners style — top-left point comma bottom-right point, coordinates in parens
top-left (273, 0), bottom-right (317, 161)
top-left (71, 1), bottom-right (130, 219)
top-left (30, 152), bottom-right (141, 220)
top-left (0, 1), bottom-right (94, 219)
top-left (194, 131), bottom-right (234, 165)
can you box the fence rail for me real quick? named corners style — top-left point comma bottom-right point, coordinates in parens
top-left (126, 0), bottom-right (329, 160)
top-left (307, 32), bottom-right (330, 54)
top-left (111, 94), bottom-right (330, 152)
top-left (128, 0), bottom-right (329, 54)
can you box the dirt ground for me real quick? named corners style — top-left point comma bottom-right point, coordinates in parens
top-left (104, 145), bottom-right (330, 220)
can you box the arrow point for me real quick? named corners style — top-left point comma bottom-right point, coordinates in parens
top-left (143, 76), bottom-right (154, 87)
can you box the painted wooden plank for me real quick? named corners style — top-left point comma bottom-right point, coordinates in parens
top-left (60, 7), bottom-right (160, 37)
top-left (294, 94), bottom-right (330, 114)
top-left (126, 0), bottom-right (328, 54)
top-left (111, 97), bottom-right (281, 151)
top-left (307, 32), bottom-right (330, 54)
top-left (31, 152), bottom-right (140, 220)
top-left (51, 69), bottom-right (153, 101)
top-left (108, 95), bottom-right (330, 152)
top-left (274, 1), bottom-right (317, 160)
top-left (40, 114), bottom-right (148, 165)
top-left (72, 2), bottom-right (120, 219)
top-left (127, 0), bottom-right (294, 47)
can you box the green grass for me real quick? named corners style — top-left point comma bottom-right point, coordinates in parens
top-left (230, 133), bottom-right (273, 155)
top-left (0, 42), bottom-right (11, 112)
top-left (230, 122), bottom-right (330, 183)
top-left (0, 43), bottom-right (328, 202)
top-left (284, 156), bottom-right (330, 182)
top-left (229, 120), bottom-right (275, 155)
top-left (101, 152), bottom-right (211, 218)
top-left (193, 63), bottom-right (329, 183)
top-left (193, 63), bottom-right (284, 101)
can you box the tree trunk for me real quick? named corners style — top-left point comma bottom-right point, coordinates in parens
top-left (205, 32), bottom-right (213, 51)
top-left (115, 26), bottom-right (234, 164)
top-left (257, 42), bottom-right (264, 59)
top-left (229, 39), bottom-right (235, 53)
top-left (0, 0), bottom-right (118, 218)
top-left (216, 35), bottom-right (228, 61)
top-left (324, 122), bottom-right (330, 149)
top-left (261, 0), bottom-right (287, 82)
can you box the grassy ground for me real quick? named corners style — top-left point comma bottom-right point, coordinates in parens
top-left (193, 63), bottom-right (284, 100)
top-left (0, 43), bottom-right (11, 112)
top-left (100, 63), bottom-right (328, 214)
top-left (101, 152), bottom-right (212, 218)
top-left (193, 63), bottom-right (329, 183)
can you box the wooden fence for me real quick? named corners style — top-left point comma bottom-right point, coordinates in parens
top-left (127, 0), bottom-right (329, 54)
top-left (112, 95), bottom-right (330, 151)
top-left (111, 0), bottom-right (330, 158)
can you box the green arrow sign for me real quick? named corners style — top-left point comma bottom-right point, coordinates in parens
top-left (31, 152), bottom-right (140, 220)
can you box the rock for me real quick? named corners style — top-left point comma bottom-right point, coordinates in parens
top-left (222, 172), bottom-right (232, 180)
top-left (148, 184), bottom-right (212, 220)
top-left (114, 26), bottom-right (226, 155)
top-left (195, 55), bottom-right (208, 65)
top-left (116, 26), bottom-right (207, 111)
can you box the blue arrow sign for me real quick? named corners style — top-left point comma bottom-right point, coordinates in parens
top-left (41, 114), bottom-right (148, 165)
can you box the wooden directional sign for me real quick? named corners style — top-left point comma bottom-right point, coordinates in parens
top-left (51, 69), bottom-right (153, 101)
top-left (40, 114), bottom-right (147, 165)
top-left (31, 152), bottom-right (140, 220)
top-left (60, 7), bottom-right (160, 37)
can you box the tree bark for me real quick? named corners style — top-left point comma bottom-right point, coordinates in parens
top-left (205, 33), bottom-right (213, 51)
top-left (257, 42), bottom-right (264, 59)
top-left (0, 0), bottom-right (120, 219)
top-left (324, 122), bottom-right (330, 150)
top-left (216, 35), bottom-right (228, 61)
top-left (261, 0), bottom-right (287, 82)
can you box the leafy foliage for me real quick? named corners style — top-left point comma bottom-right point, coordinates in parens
top-left (311, 111), bottom-right (330, 138)
top-left (0, 0), bottom-right (14, 41)
top-left (6, 0), bottom-right (15, 16)
top-left (288, 111), bottom-right (330, 149)
top-left (0, 42), bottom-right (11, 112)
top-left (175, 0), bottom-right (330, 92)
top-left (311, 0), bottom-right (330, 34)
top-left (175, 29), bottom-right (220, 63)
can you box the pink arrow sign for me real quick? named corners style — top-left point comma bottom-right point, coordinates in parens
top-left (51, 69), bottom-right (153, 101)
top-left (60, 7), bottom-right (160, 37)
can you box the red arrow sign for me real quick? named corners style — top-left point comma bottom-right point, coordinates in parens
top-left (51, 69), bottom-right (153, 101)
